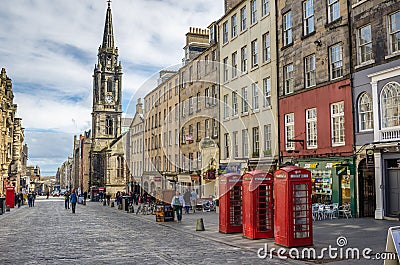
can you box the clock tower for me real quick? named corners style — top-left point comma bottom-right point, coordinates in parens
top-left (91, 1), bottom-right (123, 187)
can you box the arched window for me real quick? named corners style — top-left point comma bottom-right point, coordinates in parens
top-left (105, 116), bottom-right (113, 135)
top-left (380, 82), bottom-right (400, 128)
top-left (358, 92), bottom-right (373, 131)
top-left (117, 155), bottom-right (124, 179)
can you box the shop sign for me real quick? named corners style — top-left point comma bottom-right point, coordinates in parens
top-left (304, 163), bottom-right (318, 169)
top-left (366, 149), bottom-right (374, 168)
top-left (275, 173), bottom-right (286, 179)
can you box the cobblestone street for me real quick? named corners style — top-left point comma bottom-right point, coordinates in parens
top-left (0, 197), bottom-right (300, 265)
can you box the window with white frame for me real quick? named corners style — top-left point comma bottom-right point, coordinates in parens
top-left (242, 87), bottom-right (248, 113)
top-left (331, 101), bottom-right (345, 146)
top-left (205, 87), bottom-right (210, 107)
top-left (175, 129), bottom-right (178, 145)
top-left (305, 54), bottom-right (316, 88)
top-left (306, 108), bottom-right (317, 149)
top-left (188, 125), bottom-right (193, 140)
top-left (189, 66), bottom-right (193, 83)
top-left (381, 82), bottom-right (400, 128)
top-left (223, 21), bottom-right (229, 44)
top-left (330, 44), bottom-right (343, 79)
top-left (251, 39), bottom-right (258, 67)
top-left (205, 119), bottom-right (210, 138)
top-left (232, 14), bottom-right (237, 38)
top-left (205, 55), bottom-right (209, 73)
top-left (181, 71), bottom-right (186, 88)
top-left (252, 127), bottom-right (260, 156)
top-left (224, 133), bottom-right (230, 159)
top-left (181, 127), bottom-right (186, 144)
top-left (283, 12), bottom-right (293, 46)
top-left (262, 32), bottom-right (270, 63)
top-left (233, 131), bottom-right (239, 158)
top-left (212, 118), bottom-right (218, 137)
top-left (252, 82), bottom-right (259, 110)
top-left (175, 78), bottom-right (179, 94)
top-left (189, 96), bottom-right (193, 115)
top-left (357, 24), bottom-right (373, 64)
top-left (223, 94), bottom-right (229, 119)
top-left (182, 101), bottom-right (186, 117)
top-left (223, 57), bottom-right (229, 82)
top-left (284, 64), bottom-right (294, 94)
top-left (212, 50), bottom-right (217, 69)
top-left (358, 92), bottom-right (373, 131)
top-left (212, 85), bottom-right (217, 105)
top-left (303, 0), bottom-right (314, 35)
top-left (264, 124), bottom-right (272, 156)
top-left (232, 52), bottom-right (238, 78)
top-left (197, 152), bottom-right (201, 169)
top-left (263, 77), bottom-right (271, 107)
top-left (389, 11), bottom-right (400, 55)
top-left (175, 103), bottom-right (178, 120)
top-left (241, 6), bottom-right (247, 31)
top-left (196, 92), bottom-right (201, 111)
top-left (196, 122), bottom-right (201, 141)
top-left (232, 91), bottom-right (238, 116)
top-left (251, 0), bottom-right (257, 24)
top-left (169, 131), bottom-right (172, 146)
top-left (328, 0), bottom-right (340, 22)
top-left (285, 113), bottom-right (295, 150)
top-left (241, 46), bottom-right (248, 73)
top-left (197, 61), bottom-right (201, 79)
top-left (242, 129), bottom-right (249, 157)
top-left (262, 0), bottom-right (269, 16)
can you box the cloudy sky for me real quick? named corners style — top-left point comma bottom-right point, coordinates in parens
top-left (0, 0), bottom-right (224, 176)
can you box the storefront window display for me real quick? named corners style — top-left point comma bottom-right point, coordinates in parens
top-left (341, 175), bottom-right (351, 204)
top-left (311, 171), bottom-right (332, 203)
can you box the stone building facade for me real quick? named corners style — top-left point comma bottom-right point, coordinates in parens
top-left (0, 68), bottom-right (27, 194)
top-left (179, 26), bottom-right (219, 198)
top-left (351, 0), bottom-right (400, 219)
top-left (276, 0), bottom-right (355, 211)
top-left (218, 0), bottom-right (279, 180)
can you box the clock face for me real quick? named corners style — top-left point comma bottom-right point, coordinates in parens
top-left (105, 95), bottom-right (113, 103)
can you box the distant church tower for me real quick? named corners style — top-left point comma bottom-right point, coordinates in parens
top-left (90, 1), bottom-right (123, 188)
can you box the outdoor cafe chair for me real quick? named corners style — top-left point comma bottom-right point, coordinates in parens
top-left (338, 203), bottom-right (352, 218)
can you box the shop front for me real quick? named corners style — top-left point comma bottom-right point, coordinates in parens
top-left (296, 157), bottom-right (356, 215)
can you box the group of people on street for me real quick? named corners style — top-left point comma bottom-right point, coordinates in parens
top-left (171, 189), bottom-right (197, 223)
top-left (27, 191), bottom-right (36, 207)
top-left (64, 189), bottom-right (78, 213)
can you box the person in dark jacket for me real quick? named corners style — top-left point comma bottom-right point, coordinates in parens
top-left (70, 189), bottom-right (78, 213)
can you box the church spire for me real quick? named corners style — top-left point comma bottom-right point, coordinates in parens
top-left (102, 0), bottom-right (114, 50)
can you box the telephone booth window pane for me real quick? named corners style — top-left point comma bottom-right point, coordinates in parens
top-left (293, 184), bottom-right (310, 238)
top-left (257, 185), bottom-right (272, 231)
top-left (230, 185), bottom-right (242, 225)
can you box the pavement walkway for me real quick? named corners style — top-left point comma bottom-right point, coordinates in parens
top-left (127, 204), bottom-right (400, 264)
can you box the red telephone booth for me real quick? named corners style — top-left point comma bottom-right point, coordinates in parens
top-left (274, 166), bottom-right (313, 247)
top-left (219, 173), bottom-right (243, 233)
top-left (242, 170), bottom-right (274, 239)
top-left (6, 186), bottom-right (15, 208)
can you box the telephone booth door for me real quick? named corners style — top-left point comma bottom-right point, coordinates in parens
top-left (6, 186), bottom-right (15, 208)
top-left (274, 166), bottom-right (312, 247)
top-left (219, 173), bottom-right (243, 233)
top-left (242, 170), bottom-right (274, 239)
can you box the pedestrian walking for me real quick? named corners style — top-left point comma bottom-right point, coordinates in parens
top-left (183, 189), bottom-right (191, 214)
top-left (171, 191), bottom-right (185, 223)
top-left (64, 191), bottom-right (70, 209)
top-left (70, 189), bottom-right (77, 214)
top-left (32, 191), bottom-right (36, 207)
top-left (83, 191), bottom-right (87, 205)
top-left (190, 189), bottom-right (197, 213)
top-left (27, 192), bottom-right (33, 207)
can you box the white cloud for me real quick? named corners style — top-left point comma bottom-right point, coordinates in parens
top-left (0, 0), bottom-right (224, 175)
